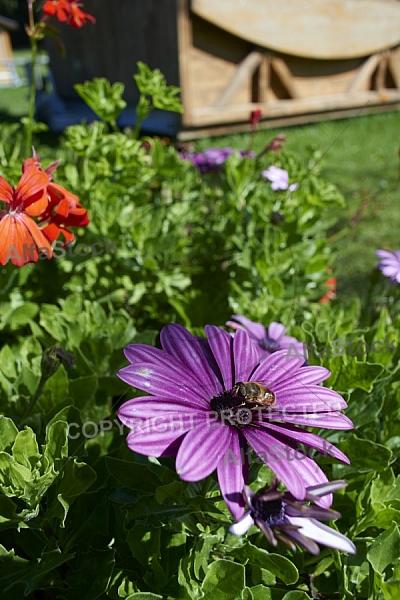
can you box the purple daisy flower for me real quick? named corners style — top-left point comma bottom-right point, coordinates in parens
top-left (230, 478), bottom-right (356, 555)
top-left (181, 147), bottom-right (254, 173)
top-left (261, 165), bottom-right (299, 191)
top-left (376, 249), bottom-right (400, 283)
top-left (226, 315), bottom-right (306, 362)
top-left (117, 324), bottom-right (352, 519)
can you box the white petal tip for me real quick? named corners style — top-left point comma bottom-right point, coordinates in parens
top-left (229, 513), bottom-right (254, 536)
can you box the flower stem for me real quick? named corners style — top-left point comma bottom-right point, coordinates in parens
top-left (25, 0), bottom-right (37, 155)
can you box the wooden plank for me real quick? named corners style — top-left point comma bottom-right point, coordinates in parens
top-left (375, 54), bottom-right (387, 91)
top-left (270, 57), bottom-right (298, 99)
top-left (388, 48), bottom-right (400, 89)
top-left (213, 51), bottom-right (262, 107)
top-left (177, 0), bottom-right (193, 125)
top-left (258, 55), bottom-right (269, 104)
top-left (192, 0), bottom-right (400, 60)
top-left (189, 89), bottom-right (400, 126)
top-left (177, 103), bottom-right (400, 140)
top-left (346, 54), bottom-right (381, 93)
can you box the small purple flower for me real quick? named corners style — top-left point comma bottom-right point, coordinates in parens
top-left (117, 324), bottom-right (352, 519)
top-left (226, 315), bottom-right (306, 362)
top-left (262, 165), bottom-right (298, 191)
top-left (376, 250), bottom-right (400, 283)
top-left (230, 478), bottom-right (356, 555)
top-left (181, 147), bottom-right (254, 173)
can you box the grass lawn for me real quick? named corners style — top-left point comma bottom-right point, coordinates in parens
top-left (0, 64), bottom-right (399, 303)
top-left (185, 110), bottom-right (400, 304)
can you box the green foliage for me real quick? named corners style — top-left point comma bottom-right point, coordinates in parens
top-left (74, 78), bottom-right (127, 125)
top-left (134, 61), bottom-right (183, 114)
top-left (0, 63), bottom-right (399, 599)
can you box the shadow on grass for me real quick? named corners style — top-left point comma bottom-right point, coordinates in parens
top-left (0, 110), bottom-right (22, 124)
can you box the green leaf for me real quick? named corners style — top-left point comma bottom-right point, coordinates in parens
top-left (125, 594), bottom-right (163, 600)
top-left (75, 78), bottom-right (127, 123)
top-left (39, 304), bottom-right (66, 341)
top-left (0, 452), bottom-right (32, 491)
top-left (249, 586), bottom-right (272, 600)
top-left (69, 374), bottom-right (98, 406)
top-left (126, 525), bottom-right (160, 567)
top-left (330, 360), bottom-right (383, 393)
top-left (0, 345), bottom-right (17, 378)
top-left (39, 364), bottom-right (69, 413)
top-left (42, 419), bottom-right (69, 470)
top-left (12, 428), bottom-right (41, 470)
top-left (65, 547), bottom-right (115, 600)
top-left (201, 559), bottom-right (245, 600)
top-left (368, 523), bottom-right (400, 575)
top-left (0, 417), bottom-right (18, 451)
top-left (282, 592), bottom-right (312, 600)
top-left (51, 458), bottom-right (97, 525)
top-left (105, 457), bottom-right (162, 493)
top-left (229, 543), bottom-right (299, 585)
top-left (0, 495), bottom-right (26, 531)
top-left (24, 547), bottom-right (75, 596)
top-left (338, 437), bottom-right (392, 472)
top-left (6, 303), bottom-right (39, 329)
top-left (134, 61), bottom-right (183, 114)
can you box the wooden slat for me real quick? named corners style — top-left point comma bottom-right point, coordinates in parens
top-left (177, 0), bottom-right (193, 125)
top-left (346, 54), bottom-right (381, 93)
top-left (213, 51), bottom-right (263, 107)
top-left (270, 57), bottom-right (298, 99)
top-left (388, 48), bottom-right (400, 89)
top-left (375, 54), bottom-right (387, 91)
top-left (177, 102), bottom-right (400, 141)
top-left (190, 89), bottom-right (400, 126)
top-left (258, 55), bottom-right (270, 104)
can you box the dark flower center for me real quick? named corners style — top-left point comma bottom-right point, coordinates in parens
top-left (252, 497), bottom-right (285, 525)
top-left (209, 382), bottom-right (275, 426)
top-left (259, 336), bottom-right (281, 353)
top-left (209, 388), bottom-right (253, 426)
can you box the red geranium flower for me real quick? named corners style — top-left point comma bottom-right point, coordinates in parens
top-left (39, 183), bottom-right (90, 244)
top-left (41, 0), bottom-right (95, 28)
top-left (42, 0), bottom-right (71, 22)
top-left (0, 161), bottom-right (52, 266)
top-left (68, 1), bottom-right (96, 28)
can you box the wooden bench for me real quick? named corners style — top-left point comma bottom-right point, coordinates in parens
top-left (43, 0), bottom-right (400, 137)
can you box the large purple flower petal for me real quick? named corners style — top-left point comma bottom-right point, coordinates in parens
top-left (233, 328), bottom-right (259, 383)
top-left (124, 344), bottom-right (170, 365)
top-left (272, 385), bottom-right (347, 412)
top-left (274, 411), bottom-right (353, 429)
top-left (160, 324), bottom-right (222, 396)
top-left (205, 325), bottom-right (235, 389)
top-left (257, 421), bottom-right (349, 463)
top-left (217, 430), bottom-right (247, 519)
top-left (243, 427), bottom-right (312, 501)
top-left (118, 362), bottom-right (209, 406)
top-left (286, 454), bottom-right (333, 508)
top-left (228, 315), bottom-right (266, 340)
top-left (176, 421), bottom-right (232, 481)
top-left (251, 350), bottom-right (305, 386)
top-left (268, 322), bottom-right (286, 340)
top-left (125, 417), bottom-right (201, 457)
top-left (119, 396), bottom-right (208, 422)
top-left (273, 366), bottom-right (330, 387)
